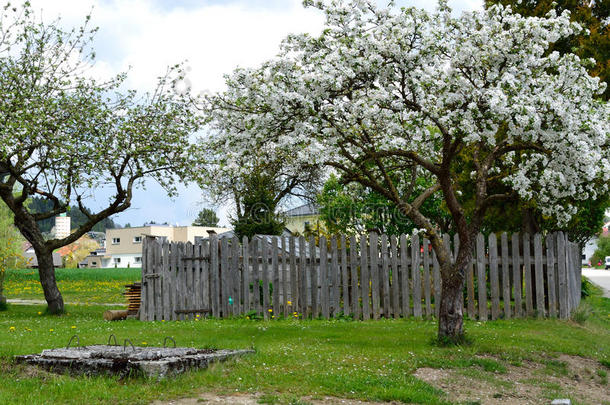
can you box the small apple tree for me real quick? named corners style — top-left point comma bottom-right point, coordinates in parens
top-left (0, 3), bottom-right (201, 313)
top-left (204, 0), bottom-right (609, 340)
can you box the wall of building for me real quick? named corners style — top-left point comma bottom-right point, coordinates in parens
top-left (285, 215), bottom-right (321, 235)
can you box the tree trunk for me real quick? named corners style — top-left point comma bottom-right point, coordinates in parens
top-left (36, 249), bottom-right (64, 314)
top-left (437, 270), bottom-right (465, 341)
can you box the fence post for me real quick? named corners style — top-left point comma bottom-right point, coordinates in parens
top-left (500, 233), bottom-right (510, 319)
top-left (489, 233), bottom-right (500, 320)
top-left (361, 234), bottom-right (371, 320)
top-left (412, 234), bottom-right (422, 318)
top-left (476, 233), bottom-right (487, 321)
top-left (557, 232), bottom-right (569, 319)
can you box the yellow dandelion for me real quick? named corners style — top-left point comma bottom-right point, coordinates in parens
top-left (246, 316), bottom-right (250, 320)
top-left (287, 301), bottom-right (292, 305)
top-left (9, 326), bottom-right (15, 332)
top-left (141, 342), bottom-right (147, 345)
top-left (293, 312), bottom-right (297, 315)
top-left (71, 325), bottom-right (76, 329)
top-left (272, 315), bottom-right (275, 319)
top-left (37, 311), bottom-right (42, 315)
top-left (268, 309), bottom-right (273, 313)
top-left (49, 328), bottom-right (54, 332)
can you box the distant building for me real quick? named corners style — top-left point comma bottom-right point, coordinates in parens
top-left (80, 225), bottom-right (229, 268)
top-left (284, 203), bottom-right (320, 235)
top-left (54, 214), bottom-right (71, 239)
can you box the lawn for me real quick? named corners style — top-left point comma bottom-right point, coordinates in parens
top-left (2, 268), bottom-right (141, 304)
top-left (0, 283), bottom-right (608, 405)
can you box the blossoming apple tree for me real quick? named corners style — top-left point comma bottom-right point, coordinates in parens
top-left (204, 0), bottom-right (609, 339)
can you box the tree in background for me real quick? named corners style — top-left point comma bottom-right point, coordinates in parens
top-left (0, 202), bottom-right (26, 306)
top-left (590, 233), bottom-right (610, 266)
top-left (486, 0), bottom-right (609, 100)
top-left (204, 1), bottom-right (609, 339)
top-left (192, 208), bottom-right (220, 227)
top-left (0, 3), bottom-right (201, 313)
top-left (230, 170), bottom-right (285, 239)
top-left (318, 174), bottom-right (451, 236)
top-left (483, 0), bottom-right (610, 243)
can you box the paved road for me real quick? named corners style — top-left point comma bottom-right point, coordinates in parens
top-left (582, 268), bottom-right (610, 298)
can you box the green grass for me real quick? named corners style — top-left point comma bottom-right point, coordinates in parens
top-left (0, 278), bottom-right (608, 404)
top-left (2, 268), bottom-right (140, 304)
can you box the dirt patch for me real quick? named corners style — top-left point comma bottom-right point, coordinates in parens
top-left (153, 393), bottom-right (400, 405)
top-left (414, 354), bottom-right (608, 404)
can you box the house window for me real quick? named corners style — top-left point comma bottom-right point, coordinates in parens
top-left (134, 257), bottom-right (142, 263)
top-left (133, 236), bottom-right (142, 243)
top-left (112, 237), bottom-right (121, 245)
top-left (91, 261), bottom-right (97, 267)
top-left (113, 258), bottom-right (121, 264)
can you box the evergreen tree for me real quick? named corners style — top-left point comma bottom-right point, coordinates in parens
top-left (192, 208), bottom-right (220, 227)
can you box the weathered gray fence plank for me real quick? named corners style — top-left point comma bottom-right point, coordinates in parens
top-left (435, 248), bottom-right (444, 319)
top-left (170, 242), bottom-right (178, 320)
top-left (370, 233), bottom-right (380, 320)
top-left (299, 236), bottom-right (307, 318)
top-left (500, 233), bottom-right (510, 319)
top-left (251, 238), bottom-right (261, 316)
top-left (310, 236), bottom-right (318, 318)
top-left (380, 234), bottom-right (391, 318)
top-left (350, 235), bottom-right (359, 319)
top-left (546, 235), bottom-right (557, 318)
top-left (242, 237), bottom-right (250, 314)
top-left (282, 237), bottom-right (289, 318)
top-left (341, 235), bottom-right (350, 316)
top-left (178, 242), bottom-right (187, 320)
top-left (390, 235), bottom-right (400, 319)
top-left (140, 238), bottom-right (148, 321)
top-left (466, 251), bottom-right (475, 320)
top-left (272, 237), bottom-right (280, 317)
top-left (192, 242), bottom-right (201, 317)
top-left (221, 239), bottom-right (230, 318)
top-left (289, 237), bottom-right (298, 314)
top-left (400, 234), bottom-right (410, 317)
top-left (489, 234), bottom-right (500, 321)
top-left (476, 233), bottom-right (487, 321)
top-left (523, 233), bottom-right (534, 317)
top-left (320, 236), bottom-right (329, 319)
top-left (184, 242), bottom-right (194, 319)
top-left (210, 236), bottom-right (219, 318)
top-left (231, 237), bottom-right (240, 316)
top-left (162, 241), bottom-right (171, 321)
top-left (330, 236), bottom-right (340, 318)
top-left (361, 234), bottom-right (371, 320)
top-left (511, 233), bottom-right (522, 318)
top-left (557, 233), bottom-right (568, 318)
top-left (423, 236), bottom-right (432, 318)
top-left (262, 238), bottom-right (270, 320)
top-left (534, 234), bottom-right (545, 318)
top-left (412, 234), bottom-right (422, 318)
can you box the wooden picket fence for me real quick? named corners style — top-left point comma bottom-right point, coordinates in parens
top-left (139, 232), bottom-right (581, 322)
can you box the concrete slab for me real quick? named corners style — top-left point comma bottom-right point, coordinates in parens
top-left (16, 345), bottom-right (254, 379)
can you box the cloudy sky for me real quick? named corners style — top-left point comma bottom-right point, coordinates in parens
top-left (29, 0), bottom-right (482, 228)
